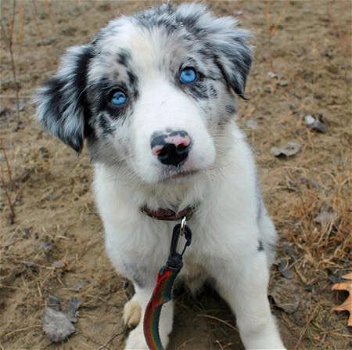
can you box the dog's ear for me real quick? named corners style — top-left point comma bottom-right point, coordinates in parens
top-left (177, 4), bottom-right (253, 98)
top-left (35, 45), bottom-right (94, 153)
top-left (209, 23), bottom-right (252, 99)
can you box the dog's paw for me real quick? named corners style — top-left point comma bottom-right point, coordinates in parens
top-left (123, 299), bottom-right (141, 328)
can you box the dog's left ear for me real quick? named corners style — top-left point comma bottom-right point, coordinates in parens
top-left (214, 29), bottom-right (252, 99)
top-left (177, 4), bottom-right (253, 98)
top-left (35, 45), bottom-right (94, 153)
top-left (207, 19), bottom-right (253, 99)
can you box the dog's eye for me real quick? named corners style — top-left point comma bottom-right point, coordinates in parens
top-left (179, 67), bottom-right (197, 85)
top-left (110, 90), bottom-right (128, 107)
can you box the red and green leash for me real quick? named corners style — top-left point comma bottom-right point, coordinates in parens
top-left (143, 218), bottom-right (192, 350)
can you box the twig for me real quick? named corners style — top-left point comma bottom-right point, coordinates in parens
top-left (0, 171), bottom-right (16, 224)
top-left (1, 141), bottom-right (14, 184)
top-left (0, 0), bottom-right (20, 119)
top-left (197, 314), bottom-right (238, 332)
top-left (97, 329), bottom-right (125, 350)
top-left (0, 142), bottom-right (16, 224)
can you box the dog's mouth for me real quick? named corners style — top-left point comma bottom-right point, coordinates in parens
top-left (161, 169), bottom-right (200, 182)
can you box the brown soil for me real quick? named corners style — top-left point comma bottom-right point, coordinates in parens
top-left (1, 1), bottom-right (351, 349)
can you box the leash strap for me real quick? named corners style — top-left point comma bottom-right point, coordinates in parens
top-left (143, 218), bottom-right (192, 350)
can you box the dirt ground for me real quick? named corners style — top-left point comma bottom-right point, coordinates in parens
top-left (0, 0), bottom-right (351, 349)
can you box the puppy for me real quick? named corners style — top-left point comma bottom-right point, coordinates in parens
top-left (36, 3), bottom-right (286, 349)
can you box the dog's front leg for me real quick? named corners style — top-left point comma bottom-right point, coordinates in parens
top-left (124, 284), bottom-right (174, 350)
top-left (212, 252), bottom-right (286, 349)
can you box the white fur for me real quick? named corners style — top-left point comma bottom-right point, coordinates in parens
top-left (94, 122), bottom-right (285, 349)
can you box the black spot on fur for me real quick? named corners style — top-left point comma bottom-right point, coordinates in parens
top-left (98, 114), bottom-right (114, 136)
top-left (209, 84), bottom-right (218, 98)
top-left (117, 49), bottom-right (131, 67)
top-left (225, 104), bottom-right (235, 114)
top-left (150, 134), bottom-right (166, 148)
top-left (127, 70), bottom-right (139, 98)
top-left (213, 42), bottom-right (252, 99)
top-left (187, 83), bottom-right (209, 100)
top-left (257, 240), bottom-right (264, 252)
top-left (75, 46), bottom-right (95, 139)
top-left (37, 45), bottom-right (94, 152)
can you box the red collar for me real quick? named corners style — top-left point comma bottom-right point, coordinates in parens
top-left (141, 205), bottom-right (197, 221)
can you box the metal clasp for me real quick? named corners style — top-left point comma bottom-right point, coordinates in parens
top-left (167, 216), bottom-right (192, 269)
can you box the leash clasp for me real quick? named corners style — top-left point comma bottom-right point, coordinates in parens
top-left (167, 216), bottom-right (192, 269)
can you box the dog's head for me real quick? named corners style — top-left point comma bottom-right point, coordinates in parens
top-left (36, 4), bottom-right (252, 184)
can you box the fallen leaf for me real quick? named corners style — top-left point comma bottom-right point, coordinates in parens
top-left (43, 308), bottom-right (75, 343)
top-left (332, 273), bottom-right (352, 327)
top-left (43, 296), bottom-right (81, 343)
top-left (271, 141), bottom-right (301, 158)
top-left (270, 279), bottom-right (300, 314)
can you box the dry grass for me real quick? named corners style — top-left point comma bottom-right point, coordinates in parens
top-left (1, 0), bottom-right (351, 349)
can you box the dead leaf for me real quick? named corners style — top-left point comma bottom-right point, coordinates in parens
top-left (43, 296), bottom-right (80, 342)
top-left (304, 114), bottom-right (327, 133)
top-left (270, 279), bottom-right (300, 314)
top-left (271, 141), bottom-right (301, 158)
top-left (332, 272), bottom-right (352, 327)
top-left (43, 308), bottom-right (75, 343)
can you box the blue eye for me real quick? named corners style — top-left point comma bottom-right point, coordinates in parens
top-left (110, 90), bottom-right (128, 107)
top-left (179, 67), bottom-right (197, 84)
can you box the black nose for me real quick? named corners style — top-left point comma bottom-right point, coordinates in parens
top-left (151, 130), bottom-right (192, 166)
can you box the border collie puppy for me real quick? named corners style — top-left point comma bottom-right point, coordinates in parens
top-left (36, 3), bottom-right (286, 349)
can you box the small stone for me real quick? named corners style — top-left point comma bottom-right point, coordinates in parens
top-left (267, 71), bottom-right (278, 79)
top-left (271, 141), bottom-right (301, 158)
top-left (304, 114), bottom-right (327, 133)
top-left (278, 80), bottom-right (289, 87)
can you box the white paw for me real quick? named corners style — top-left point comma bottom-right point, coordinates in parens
top-left (123, 299), bottom-right (142, 328)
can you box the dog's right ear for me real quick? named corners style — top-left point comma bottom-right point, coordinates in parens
top-left (35, 45), bottom-right (94, 153)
